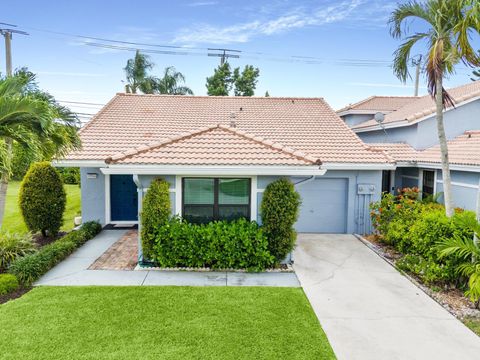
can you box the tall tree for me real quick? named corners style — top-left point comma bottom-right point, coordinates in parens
top-left (206, 63), bottom-right (260, 96)
top-left (155, 66), bottom-right (193, 95)
top-left (206, 63), bottom-right (232, 96)
top-left (123, 50), bottom-right (156, 94)
top-left (390, 0), bottom-right (480, 217)
top-left (471, 51), bottom-right (480, 81)
top-left (233, 65), bottom-right (260, 96)
top-left (0, 69), bottom-right (81, 227)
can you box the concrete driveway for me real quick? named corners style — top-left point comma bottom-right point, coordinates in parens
top-left (294, 234), bottom-right (480, 360)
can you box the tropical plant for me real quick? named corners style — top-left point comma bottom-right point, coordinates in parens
top-left (389, 0), bottom-right (480, 217)
top-left (437, 219), bottom-right (480, 307)
top-left (19, 162), bottom-right (66, 237)
top-left (0, 232), bottom-right (36, 271)
top-left (0, 69), bottom-right (80, 228)
top-left (155, 66), bottom-right (193, 95)
top-left (124, 50), bottom-right (157, 94)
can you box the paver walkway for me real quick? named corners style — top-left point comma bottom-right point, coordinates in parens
top-left (35, 230), bottom-right (299, 287)
top-left (89, 230), bottom-right (137, 270)
top-left (294, 234), bottom-right (480, 360)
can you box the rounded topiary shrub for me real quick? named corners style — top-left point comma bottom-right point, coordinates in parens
top-left (141, 178), bottom-right (171, 260)
top-left (260, 178), bottom-right (301, 261)
top-left (19, 162), bottom-right (66, 237)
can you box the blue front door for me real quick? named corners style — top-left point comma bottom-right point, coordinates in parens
top-left (110, 175), bottom-right (138, 221)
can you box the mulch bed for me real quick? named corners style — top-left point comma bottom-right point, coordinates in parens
top-left (33, 231), bottom-right (67, 248)
top-left (360, 234), bottom-right (480, 320)
top-left (0, 286), bottom-right (32, 305)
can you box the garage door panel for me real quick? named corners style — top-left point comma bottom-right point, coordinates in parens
top-left (295, 178), bottom-right (348, 233)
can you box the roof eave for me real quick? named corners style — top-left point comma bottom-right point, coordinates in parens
top-left (100, 164), bottom-right (327, 176)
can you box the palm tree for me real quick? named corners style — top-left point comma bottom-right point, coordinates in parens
top-left (123, 50), bottom-right (157, 94)
top-left (389, 0), bottom-right (480, 217)
top-left (155, 66), bottom-right (193, 95)
top-left (0, 69), bottom-right (81, 228)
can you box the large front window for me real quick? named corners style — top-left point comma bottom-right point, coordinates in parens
top-left (182, 178), bottom-right (251, 223)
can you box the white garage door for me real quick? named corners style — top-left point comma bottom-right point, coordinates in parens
top-left (295, 178), bottom-right (348, 233)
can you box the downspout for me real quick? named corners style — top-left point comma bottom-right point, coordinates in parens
top-left (133, 174), bottom-right (143, 265)
top-left (293, 175), bottom-right (316, 187)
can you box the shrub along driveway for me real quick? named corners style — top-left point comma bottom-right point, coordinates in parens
top-left (294, 233), bottom-right (480, 360)
top-left (0, 286), bottom-right (335, 360)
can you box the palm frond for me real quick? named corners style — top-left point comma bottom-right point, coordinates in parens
top-left (437, 233), bottom-right (480, 260)
top-left (392, 32), bottom-right (429, 82)
top-left (389, 0), bottom-right (431, 38)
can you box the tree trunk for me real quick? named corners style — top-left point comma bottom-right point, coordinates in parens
top-left (0, 138), bottom-right (12, 229)
top-left (435, 76), bottom-right (454, 217)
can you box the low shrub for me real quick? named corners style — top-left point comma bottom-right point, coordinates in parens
top-left (260, 178), bottom-right (301, 261)
top-left (9, 221), bottom-right (102, 285)
top-left (370, 187), bottom-right (477, 286)
top-left (151, 217), bottom-right (274, 271)
top-left (19, 162), bottom-right (66, 237)
top-left (0, 274), bottom-right (19, 295)
top-left (0, 232), bottom-right (36, 272)
top-left (141, 178), bottom-right (171, 260)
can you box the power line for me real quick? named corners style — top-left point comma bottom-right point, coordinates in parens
top-left (57, 100), bottom-right (105, 106)
top-left (3, 21), bottom-right (395, 68)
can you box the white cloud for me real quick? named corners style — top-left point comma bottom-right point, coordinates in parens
top-left (173, 0), bottom-right (369, 44)
top-left (187, 1), bottom-right (218, 6)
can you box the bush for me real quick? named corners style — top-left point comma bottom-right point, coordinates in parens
top-left (58, 167), bottom-right (80, 185)
top-left (0, 274), bottom-right (19, 295)
top-left (260, 178), bottom-right (301, 261)
top-left (141, 178), bottom-right (171, 260)
top-left (0, 232), bottom-right (36, 272)
top-left (370, 187), bottom-right (477, 285)
top-left (19, 162), bottom-right (66, 237)
top-left (9, 222), bottom-right (102, 285)
top-left (151, 217), bottom-right (274, 271)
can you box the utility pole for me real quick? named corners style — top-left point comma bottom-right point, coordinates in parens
top-left (0, 23), bottom-right (28, 76)
top-left (208, 48), bottom-right (241, 65)
top-left (411, 55), bottom-right (422, 97)
top-left (0, 24), bottom-right (28, 229)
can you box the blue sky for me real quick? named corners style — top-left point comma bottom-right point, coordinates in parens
top-left (3, 0), bottom-right (478, 119)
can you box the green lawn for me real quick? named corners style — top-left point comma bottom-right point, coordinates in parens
top-left (0, 286), bottom-right (335, 360)
top-left (3, 181), bottom-right (81, 234)
top-left (463, 317), bottom-right (480, 337)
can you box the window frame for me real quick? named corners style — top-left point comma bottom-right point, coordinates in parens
top-left (181, 177), bottom-right (251, 223)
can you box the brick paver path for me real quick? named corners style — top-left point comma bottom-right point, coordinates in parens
top-left (89, 230), bottom-right (138, 270)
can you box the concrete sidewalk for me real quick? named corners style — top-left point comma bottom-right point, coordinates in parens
top-left (35, 230), bottom-right (299, 287)
top-left (294, 233), bottom-right (480, 360)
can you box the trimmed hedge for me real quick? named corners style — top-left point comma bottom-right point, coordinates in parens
top-left (19, 162), bottom-right (66, 237)
top-left (141, 178), bottom-right (171, 260)
top-left (151, 217), bottom-right (274, 271)
top-left (0, 274), bottom-right (19, 295)
top-left (9, 221), bottom-right (102, 285)
top-left (260, 178), bottom-right (301, 261)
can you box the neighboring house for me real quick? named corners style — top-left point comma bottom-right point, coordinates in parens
top-left (337, 81), bottom-right (480, 211)
top-left (57, 94), bottom-right (394, 252)
top-left (337, 95), bottom-right (417, 127)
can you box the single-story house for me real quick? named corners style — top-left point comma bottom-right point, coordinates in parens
top-left (337, 81), bottom-right (480, 211)
top-left (57, 94), bottom-right (394, 255)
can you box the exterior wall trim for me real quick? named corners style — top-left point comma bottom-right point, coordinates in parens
top-left (53, 160), bottom-right (106, 167)
top-left (101, 165), bottom-right (326, 176)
